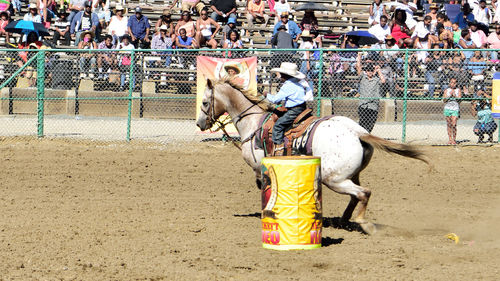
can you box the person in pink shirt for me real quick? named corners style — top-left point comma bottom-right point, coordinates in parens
top-left (487, 23), bottom-right (500, 61)
top-left (0, 11), bottom-right (9, 44)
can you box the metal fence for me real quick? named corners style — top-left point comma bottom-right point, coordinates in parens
top-left (0, 48), bottom-right (498, 144)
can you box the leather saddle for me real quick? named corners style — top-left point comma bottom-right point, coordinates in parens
top-left (259, 107), bottom-right (318, 156)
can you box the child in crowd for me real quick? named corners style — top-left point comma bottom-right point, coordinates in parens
top-left (452, 22), bottom-right (461, 46)
top-left (443, 77), bottom-right (461, 145)
top-left (0, 11), bottom-right (9, 44)
top-left (472, 100), bottom-right (497, 143)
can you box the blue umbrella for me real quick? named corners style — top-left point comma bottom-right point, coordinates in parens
top-left (5, 20), bottom-right (50, 36)
top-left (345, 31), bottom-right (379, 45)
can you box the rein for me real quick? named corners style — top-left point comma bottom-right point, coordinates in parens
top-left (201, 86), bottom-right (267, 151)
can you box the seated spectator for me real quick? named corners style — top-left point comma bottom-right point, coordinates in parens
top-left (452, 22), bottom-right (461, 45)
top-left (68, 0), bottom-right (85, 24)
top-left (17, 32), bottom-right (42, 86)
top-left (453, 3), bottom-right (474, 30)
top-left (487, 23), bottom-right (500, 61)
top-left (0, 11), bottom-right (10, 44)
top-left (175, 28), bottom-right (197, 68)
top-left (53, 9), bottom-right (70, 46)
top-left (170, 0), bottom-right (205, 15)
top-left (223, 29), bottom-right (243, 57)
top-left (273, 0), bottom-right (291, 25)
top-left (425, 3), bottom-right (439, 30)
top-left (390, 9), bottom-right (414, 48)
top-left (436, 23), bottom-right (453, 48)
top-left (24, 3), bottom-right (42, 23)
top-left (472, 0), bottom-right (490, 33)
top-left (117, 34), bottom-right (135, 91)
top-left (494, 0), bottom-right (500, 23)
top-left (271, 24), bottom-right (292, 48)
top-left (369, 15), bottom-right (391, 43)
top-left (340, 35), bottom-right (359, 73)
top-left (196, 8), bottom-right (220, 49)
top-left (379, 35), bottom-right (400, 62)
top-left (221, 17), bottom-right (238, 43)
top-left (176, 27), bottom-right (197, 49)
top-left (389, 0), bottom-right (417, 30)
top-left (273, 12), bottom-right (302, 48)
top-left (97, 34), bottom-right (117, 80)
top-left (300, 10), bottom-right (318, 32)
top-left (472, 99), bottom-right (497, 143)
top-left (469, 21), bottom-right (487, 49)
top-left (468, 50), bottom-right (486, 86)
top-left (70, 1), bottom-right (98, 46)
top-left (368, 0), bottom-right (387, 26)
top-left (78, 30), bottom-right (97, 78)
top-left (210, 0), bottom-right (237, 22)
top-left (93, 0), bottom-right (110, 28)
top-left (246, 0), bottom-right (269, 29)
top-left (437, 13), bottom-right (453, 31)
top-left (412, 16), bottom-right (438, 48)
top-left (151, 24), bottom-right (173, 67)
top-left (108, 5), bottom-right (128, 45)
top-left (128, 7), bottom-right (150, 49)
top-left (154, 10), bottom-right (174, 39)
top-left (175, 10), bottom-right (196, 38)
top-left (0, 0), bottom-right (10, 14)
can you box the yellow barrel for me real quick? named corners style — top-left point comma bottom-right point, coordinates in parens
top-left (261, 156), bottom-right (322, 250)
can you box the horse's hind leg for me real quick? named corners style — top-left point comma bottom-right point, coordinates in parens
top-left (340, 173), bottom-right (360, 223)
top-left (325, 177), bottom-right (375, 234)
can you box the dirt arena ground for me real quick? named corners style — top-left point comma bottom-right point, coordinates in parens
top-left (0, 138), bottom-right (498, 280)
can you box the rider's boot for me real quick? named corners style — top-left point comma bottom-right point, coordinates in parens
top-left (273, 143), bottom-right (284, 156)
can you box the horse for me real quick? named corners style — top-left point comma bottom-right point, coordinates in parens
top-left (196, 78), bottom-right (428, 234)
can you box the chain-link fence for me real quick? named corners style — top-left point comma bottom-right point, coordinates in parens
top-left (0, 48), bottom-right (498, 144)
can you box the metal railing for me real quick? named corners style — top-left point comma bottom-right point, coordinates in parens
top-left (0, 48), bottom-right (498, 144)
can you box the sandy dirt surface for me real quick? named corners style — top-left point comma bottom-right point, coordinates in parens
top-left (0, 138), bottom-right (498, 280)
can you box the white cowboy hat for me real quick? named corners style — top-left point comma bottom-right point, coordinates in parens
top-left (159, 24), bottom-right (168, 31)
top-left (271, 62), bottom-right (305, 79)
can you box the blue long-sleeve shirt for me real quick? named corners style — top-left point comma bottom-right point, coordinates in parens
top-left (267, 78), bottom-right (309, 108)
top-left (453, 12), bottom-right (474, 30)
top-left (273, 20), bottom-right (302, 40)
top-left (70, 11), bottom-right (99, 34)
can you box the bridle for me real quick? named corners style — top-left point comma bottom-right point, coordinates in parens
top-left (200, 85), bottom-right (267, 151)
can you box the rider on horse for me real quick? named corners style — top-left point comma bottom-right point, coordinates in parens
top-left (265, 62), bottom-right (313, 156)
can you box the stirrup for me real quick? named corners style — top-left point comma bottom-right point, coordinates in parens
top-left (273, 144), bottom-right (284, 157)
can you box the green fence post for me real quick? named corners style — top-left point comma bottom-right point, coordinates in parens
top-left (316, 49), bottom-right (324, 117)
top-left (126, 50), bottom-right (135, 142)
top-left (37, 50), bottom-right (46, 138)
top-left (401, 49), bottom-right (409, 143)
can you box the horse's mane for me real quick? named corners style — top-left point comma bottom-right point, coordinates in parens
top-left (214, 77), bottom-right (275, 112)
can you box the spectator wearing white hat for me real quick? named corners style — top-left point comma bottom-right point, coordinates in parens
top-left (151, 24), bottom-right (173, 67)
top-left (24, 3), bottom-right (42, 23)
top-left (108, 5), bottom-right (128, 45)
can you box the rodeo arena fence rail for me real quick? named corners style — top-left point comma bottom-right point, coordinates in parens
top-left (0, 48), bottom-right (498, 144)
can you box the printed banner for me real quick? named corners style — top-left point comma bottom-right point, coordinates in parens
top-left (196, 56), bottom-right (258, 134)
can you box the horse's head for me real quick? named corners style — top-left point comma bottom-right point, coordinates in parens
top-left (196, 79), bottom-right (227, 131)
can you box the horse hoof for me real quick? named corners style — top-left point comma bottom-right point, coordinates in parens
top-left (359, 222), bottom-right (377, 235)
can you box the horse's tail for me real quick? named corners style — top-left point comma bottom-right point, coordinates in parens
top-left (359, 134), bottom-right (430, 165)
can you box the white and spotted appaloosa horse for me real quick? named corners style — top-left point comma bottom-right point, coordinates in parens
top-left (196, 78), bottom-right (428, 234)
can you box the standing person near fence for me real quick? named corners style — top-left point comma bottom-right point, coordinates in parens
top-left (443, 77), bottom-right (461, 145)
top-left (355, 53), bottom-right (385, 133)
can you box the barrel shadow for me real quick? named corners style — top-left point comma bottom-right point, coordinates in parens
top-left (322, 217), bottom-right (366, 234)
top-left (233, 212), bottom-right (261, 218)
top-left (321, 237), bottom-right (344, 247)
